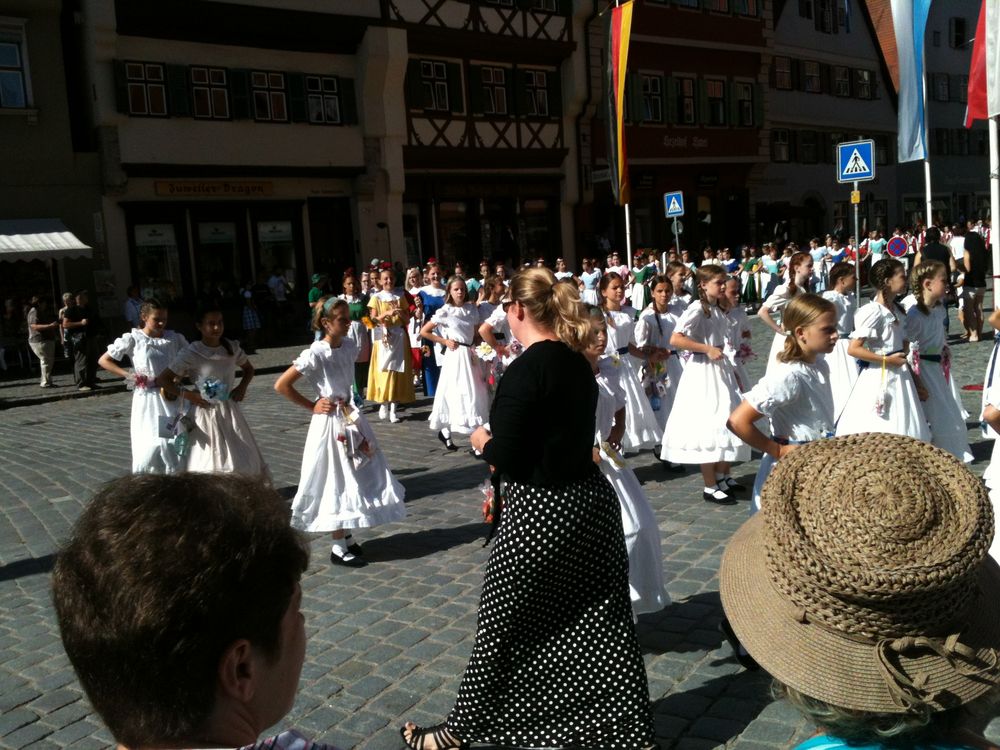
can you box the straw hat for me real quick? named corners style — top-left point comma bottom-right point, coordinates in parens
top-left (720, 433), bottom-right (1000, 714)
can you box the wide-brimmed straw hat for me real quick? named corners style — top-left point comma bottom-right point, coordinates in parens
top-left (720, 433), bottom-right (1000, 714)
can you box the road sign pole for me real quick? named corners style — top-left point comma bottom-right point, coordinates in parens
top-left (673, 219), bottom-right (680, 255)
top-left (624, 203), bottom-right (633, 269)
top-left (853, 179), bottom-right (861, 298)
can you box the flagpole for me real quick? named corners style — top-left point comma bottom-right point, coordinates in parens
top-left (990, 116), bottom-right (999, 300)
top-left (922, 65), bottom-right (933, 226)
top-left (624, 203), bottom-right (633, 270)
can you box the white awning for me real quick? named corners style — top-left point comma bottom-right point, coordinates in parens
top-left (0, 219), bottom-right (93, 262)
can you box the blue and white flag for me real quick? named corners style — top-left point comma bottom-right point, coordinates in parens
top-left (891, 0), bottom-right (932, 162)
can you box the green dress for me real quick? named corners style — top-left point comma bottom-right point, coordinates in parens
top-left (740, 260), bottom-right (761, 305)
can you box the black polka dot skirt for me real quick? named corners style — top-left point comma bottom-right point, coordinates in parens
top-left (448, 471), bottom-right (654, 748)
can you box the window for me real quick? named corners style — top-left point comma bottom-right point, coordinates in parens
top-left (949, 17), bottom-right (967, 49)
top-left (874, 134), bottom-right (889, 165)
top-left (531, 0), bottom-right (557, 10)
top-left (957, 74), bottom-right (969, 103)
top-left (816, 0), bottom-right (834, 33)
top-left (833, 201), bottom-right (848, 229)
top-left (933, 128), bottom-right (950, 156)
top-left (524, 70), bottom-right (548, 116)
top-left (641, 74), bottom-right (662, 122)
top-left (872, 200), bottom-right (888, 232)
top-left (125, 62), bottom-right (167, 116)
top-left (833, 66), bottom-right (850, 96)
top-left (799, 130), bottom-right (818, 163)
top-left (673, 0), bottom-right (699, 7)
top-left (703, 0), bottom-right (728, 10)
top-left (421, 60), bottom-right (449, 111)
top-left (772, 129), bottom-right (790, 162)
top-left (0, 25), bottom-right (28, 108)
top-left (933, 73), bottom-right (949, 102)
top-left (774, 57), bottom-right (792, 90)
top-left (951, 128), bottom-right (969, 156)
top-left (973, 129), bottom-right (988, 156)
top-left (855, 69), bottom-right (873, 99)
top-left (306, 75), bottom-right (340, 124)
top-left (191, 67), bottom-right (228, 119)
top-left (734, 82), bottom-right (753, 126)
top-left (798, 0), bottom-right (812, 19)
top-left (735, 0), bottom-right (758, 16)
top-left (676, 77), bottom-right (696, 124)
top-left (803, 61), bottom-right (821, 93)
top-left (251, 71), bottom-right (287, 121)
top-left (706, 79), bottom-right (725, 125)
top-left (481, 66), bottom-right (508, 115)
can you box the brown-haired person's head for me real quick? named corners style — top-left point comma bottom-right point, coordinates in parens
top-left (507, 266), bottom-right (590, 351)
top-left (51, 474), bottom-right (310, 749)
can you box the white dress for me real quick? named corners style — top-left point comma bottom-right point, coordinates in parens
top-left (580, 269), bottom-right (601, 305)
top-left (634, 306), bottom-right (682, 431)
top-left (661, 301), bottom-right (750, 464)
top-left (906, 304), bottom-right (972, 461)
top-left (339, 294), bottom-right (371, 362)
top-left (821, 290), bottom-right (859, 420)
top-left (168, 340), bottom-right (268, 476)
top-left (981, 364), bottom-right (1000, 563)
top-left (725, 306), bottom-right (756, 393)
top-left (595, 357), bottom-right (670, 617)
top-left (427, 303), bottom-right (491, 434)
top-left (902, 295), bottom-right (968, 419)
top-left (835, 302), bottom-right (931, 442)
top-left (106, 329), bottom-right (189, 474)
top-left (760, 284), bottom-right (797, 374)
top-left (744, 360), bottom-right (835, 513)
top-left (604, 309), bottom-right (662, 453)
top-left (289, 339), bottom-right (407, 532)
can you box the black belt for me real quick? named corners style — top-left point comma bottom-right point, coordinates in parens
top-left (857, 349), bottom-right (904, 372)
top-left (920, 353), bottom-right (942, 362)
top-left (616, 346), bottom-right (629, 355)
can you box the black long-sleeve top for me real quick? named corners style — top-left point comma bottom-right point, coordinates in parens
top-left (481, 339), bottom-right (598, 486)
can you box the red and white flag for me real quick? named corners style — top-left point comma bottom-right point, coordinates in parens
top-left (966, 0), bottom-right (1000, 127)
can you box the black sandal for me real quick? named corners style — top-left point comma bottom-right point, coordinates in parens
top-left (399, 722), bottom-right (468, 749)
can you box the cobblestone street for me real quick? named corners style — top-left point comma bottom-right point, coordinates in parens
top-left (1, 311), bottom-right (999, 750)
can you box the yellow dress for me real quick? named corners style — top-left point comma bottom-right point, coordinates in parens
top-left (366, 292), bottom-right (416, 404)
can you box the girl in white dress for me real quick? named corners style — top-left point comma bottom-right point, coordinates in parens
top-left (599, 272), bottom-right (661, 453)
top-left (820, 262), bottom-right (858, 420)
top-left (661, 265), bottom-right (750, 503)
top-left (722, 277), bottom-right (756, 393)
top-left (274, 297), bottom-right (406, 567)
top-left (585, 313), bottom-right (670, 618)
top-left (421, 276), bottom-right (491, 451)
top-left (758, 251), bottom-right (813, 375)
top-left (635, 275), bottom-right (682, 433)
top-left (98, 299), bottom-right (189, 474)
top-left (726, 294), bottom-right (838, 514)
top-left (338, 274), bottom-right (372, 401)
top-left (579, 258), bottom-right (602, 305)
top-left (906, 261), bottom-right (972, 461)
top-left (156, 307), bottom-right (267, 477)
top-left (835, 258), bottom-right (931, 442)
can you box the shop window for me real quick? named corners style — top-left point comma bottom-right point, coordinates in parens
top-left (774, 57), bottom-right (792, 90)
top-left (306, 75), bottom-right (340, 124)
top-left (125, 62), bottom-right (167, 116)
top-left (803, 61), bottom-right (821, 93)
top-left (251, 71), bottom-right (287, 122)
top-left (421, 60), bottom-right (450, 111)
top-left (196, 222), bottom-right (242, 289)
top-left (191, 67), bottom-right (229, 119)
top-left (706, 79), bottom-right (726, 126)
top-left (676, 76), bottom-right (696, 124)
top-left (481, 66), bottom-right (508, 115)
top-left (642, 74), bottom-right (662, 123)
top-left (734, 82), bottom-right (753, 126)
top-left (523, 69), bottom-right (548, 117)
top-left (833, 66), bottom-right (850, 96)
top-left (134, 224), bottom-right (182, 304)
top-left (772, 129), bottom-right (790, 162)
top-left (256, 221), bottom-right (296, 284)
top-left (522, 199), bottom-right (553, 259)
top-left (0, 21), bottom-right (29, 108)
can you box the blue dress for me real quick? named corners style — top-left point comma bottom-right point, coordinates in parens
top-left (417, 285), bottom-right (446, 396)
top-left (796, 734), bottom-right (976, 750)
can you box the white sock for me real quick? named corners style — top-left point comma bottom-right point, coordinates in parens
top-left (704, 486), bottom-right (720, 495)
top-left (389, 402), bottom-right (397, 415)
top-left (332, 538), bottom-right (347, 552)
top-left (441, 427), bottom-right (451, 439)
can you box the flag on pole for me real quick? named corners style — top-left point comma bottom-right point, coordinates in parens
top-left (890, 0), bottom-right (932, 162)
top-left (604, 0), bottom-right (634, 206)
top-left (843, 0), bottom-right (851, 34)
top-left (967, 0), bottom-right (1000, 125)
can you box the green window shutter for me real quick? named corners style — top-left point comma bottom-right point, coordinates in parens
top-left (820, 63), bottom-right (831, 94)
top-left (287, 73), bottom-right (308, 122)
top-left (406, 59), bottom-right (424, 110)
top-left (753, 83), bottom-right (763, 127)
top-left (727, 81), bottom-right (738, 126)
top-left (547, 71), bottom-right (562, 117)
top-left (789, 130), bottom-right (799, 162)
top-left (697, 79), bottom-right (709, 124)
top-left (446, 62), bottom-right (464, 113)
top-left (791, 59), bottom-right (802, 90)
top-left (230, 69), bottom-right (251, 119)
top-left (871, 71), bottom-right (880, 99)
top-left (166, 65), bottom-right (191, 117)
top-left (113, 60), bottom-right (130, 113)
top-left (628, 72), bottom-right (643, 123)
top-left (340, 77), bottom-right (358, 124)
top-left (665, 76), bottom-right (678, 124)
top-left (515, 68), bottom-right (532, 117)
top-left (558, 0), bottom-right (572, 14)
top-left (468, 65), bottom-right (484, 115)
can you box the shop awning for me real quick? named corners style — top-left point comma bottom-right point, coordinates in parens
top-left (0, 219), bottom-right (92, 262)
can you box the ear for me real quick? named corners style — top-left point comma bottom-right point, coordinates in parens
top-left (217, 639), bottom-right (258, 703)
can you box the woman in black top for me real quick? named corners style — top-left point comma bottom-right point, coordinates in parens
top-left (401, 268), bottom-right (655, 750)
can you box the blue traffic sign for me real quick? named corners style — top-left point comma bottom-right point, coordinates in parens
top-left (837, 139), bottom-right (875, 183)
top-left (663, 191), bottom-right (684, 217)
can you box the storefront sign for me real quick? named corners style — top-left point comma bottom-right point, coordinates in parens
top-left (258, 221), bottom-right (293, 242)
top-left (134, 224), bottom-right (176, 246)
top-left (198, 222), bottom-right (237, 244)
top-left (154, 181), bottom-right (274, 197)
top-left (662, 136), bottom-right (710, 150)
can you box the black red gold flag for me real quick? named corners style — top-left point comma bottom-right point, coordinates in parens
top-left (604, 0), bottom-right (634, 206)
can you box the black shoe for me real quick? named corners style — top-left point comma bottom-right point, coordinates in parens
top-left (330, 548), bottom-right (366, 568)
top-left (723, 477), bottom-right (746, 493)
top-left (719, 618), bottom-right (760, 671)
top-left (661, 460), bottom-right (686, 474)
top-left (343, 537), bottom-right (363, 556)
top-left (703, 488), bottom-right (736, 505)
top-left (438, 431), bottom-right (457, 451)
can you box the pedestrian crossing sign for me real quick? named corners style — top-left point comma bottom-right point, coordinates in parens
top-left (837, 139), bottom-right (875, 183)
top-left (663, 191), bottom-right (684, 218)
